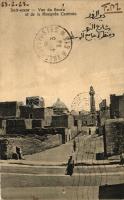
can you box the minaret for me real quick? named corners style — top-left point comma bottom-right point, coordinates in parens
top-left (89, 86), bottom-right (96, 114)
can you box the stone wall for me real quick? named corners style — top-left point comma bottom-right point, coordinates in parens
top-left (105, 118), bottom-right (124, 156)
top-left (110, 94), bottom-right (124, 118)
top-left (0, 134), bottom-right (62, 159)
top-left (1, 119), bottom-right (45, 135)
top-left (99, 109), bottom-right (110, 126)
top-left (19, 106), bottom-right (45, 119)
top-left (71, 126), bottom-right (78, 138)
top-left (44, 107), bottom-right (53, 126)
top-left (52, 114), bottom-right (74, 128)
top-left (6, 119), bottom-right (32, 134)
top-left (0, 101), bottom-right (22, 118)
top-left (52, 115), bottom-right (68, 127)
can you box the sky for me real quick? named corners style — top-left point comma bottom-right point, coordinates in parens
top-left (0, 0), bottom-right (124, 110)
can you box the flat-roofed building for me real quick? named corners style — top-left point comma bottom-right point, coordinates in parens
top-left (110, 94), bottom-right (124, 118)
top-left (0, 101), bottom-right (23, 118)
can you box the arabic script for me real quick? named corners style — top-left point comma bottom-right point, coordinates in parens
top-left (66, 23), bottom-right (115, 42)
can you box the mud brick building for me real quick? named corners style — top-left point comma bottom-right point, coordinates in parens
top-left (19, 96), bottom-right (53, 127)
top-left (0, 96), bottom-right (81, 159)
top-left (52, 98), bottom-right (69, 115)
top-left (19, 106), bottom-right (46, 119)
top-left (110, 94), bottom-right (124, 118)
top-left (0, 101), bottom-right (23, 118)
top-left (52, 114), bottom-right (74, 128)
top-left (19, 106), bottom-right (53, 127)
top-left (0, 96), bottom-right (52, 135)
top-left (104, 118), bottom-right (124, 156)
top-left (71, 114), bottom-right (82, 133)
top-left (26, 96), bottom-right (45, 108)
top-left (97, 94), bottom-right (124, 156)
top-left (0, 97), bottom-right (80, 142)
top-left (1, 119), bottom-right (44, 135)
top-left (79, 112), bottom-right (97, 126)
top-left (51, 114), bottom-right (78, 141)
top-left (3, 119), bottom-right (32, 134)
top-left (51, 98), bottom-right (80, 140)
top-left (99, 99), bottom-right (110, 126)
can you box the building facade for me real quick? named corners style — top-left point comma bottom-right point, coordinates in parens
top-left (0, 101), bottom-right (23, 119)
top-left (104, 119), bottom-right (124, 156)
top-left (0, 96), bottom-right (80, 144)
top-left (99, 99), bottom-right (110, 126)
top-left (110, 94), bottom-right (124, 118)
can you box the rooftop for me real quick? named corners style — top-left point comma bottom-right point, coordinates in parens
top-left (52, 98), bottom-right (68, 110)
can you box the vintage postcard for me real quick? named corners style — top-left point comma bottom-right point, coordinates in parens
top-left (0, 0), bottom-right (124, 199)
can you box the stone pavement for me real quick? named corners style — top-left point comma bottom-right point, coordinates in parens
top-left (24, 134), bottom-right (102, 162)
top-left (1, 133), bottom-right (123, 200)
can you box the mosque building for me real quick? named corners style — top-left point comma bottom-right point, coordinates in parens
top-left (52, 98), bottom-right (69, 115)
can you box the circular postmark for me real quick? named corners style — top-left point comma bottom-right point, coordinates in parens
top-left (34, 25), bottom-right (72, 64)
top-left (71, 92), bottom-right (102, 112)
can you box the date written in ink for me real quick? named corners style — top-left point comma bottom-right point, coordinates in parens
top-left (1, 1), bottom-right (29, 7)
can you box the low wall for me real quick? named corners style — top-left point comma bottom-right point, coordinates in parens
top-left (0, 134), bottom-right (62, 159)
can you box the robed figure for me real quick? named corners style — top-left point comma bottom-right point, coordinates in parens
top-left (66, 156), bottom-right (74, 176)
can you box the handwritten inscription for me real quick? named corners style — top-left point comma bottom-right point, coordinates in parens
top-left (86, 10), bottom-right (105, 20)
top-left (101, 2), bottom-right (123, 14)
top-left (1, 1), bottom-right (29, 7)
top-left (86, 2), bottom-right (123, 20)
top-left (0, 2), bottom-right (120, 44)
top-left (84, 2), bottom-right (122, 42)
top-left (66, 23), bottom-right (115, 41)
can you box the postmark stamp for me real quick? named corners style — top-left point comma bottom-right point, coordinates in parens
top-left (71, 91), bottom-right (102, 112)
top-left (34, 25), bottom-right (72, 64)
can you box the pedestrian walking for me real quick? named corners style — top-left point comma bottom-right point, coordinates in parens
top-left (65, 156), bottom-right (74, 176)
top-left (89, 128), bottom-right (91, 135)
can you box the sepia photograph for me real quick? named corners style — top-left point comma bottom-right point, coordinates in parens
top-left (0, 0), bottom-right (124, 199)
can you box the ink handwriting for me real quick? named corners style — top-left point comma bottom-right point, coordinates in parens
top-left (101, 2), bottom-right (123, 14)
top-left (66, 23), bottom-right (115, 42)
top-left (86, 10), bottom-right (105, 20)
top-left (86, 2), bottom-right (123, 20)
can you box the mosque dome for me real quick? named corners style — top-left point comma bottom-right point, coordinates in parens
top-left (52, 98), bottom-right (69, 114)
